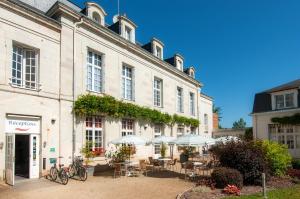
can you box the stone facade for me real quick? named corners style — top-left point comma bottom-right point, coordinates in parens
top-left (0, 0), bottom-right (213, 182)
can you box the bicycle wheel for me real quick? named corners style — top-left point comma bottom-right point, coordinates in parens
top-left (50, 167), bottom-right (58, 181)
top-left (68, 164), bottom-right (76, 178)
top-left (60, 170), bottom-right (69, 185)
top-left (79, 167), bottom-right (88, 181)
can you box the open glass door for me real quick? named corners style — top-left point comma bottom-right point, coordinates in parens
top-left (30, 135), bottom-right (39, 178)
top-left (5, 134), bottom-right (15, 186)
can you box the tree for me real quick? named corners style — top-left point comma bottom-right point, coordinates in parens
top-left (232, 118), bottom-right (246, 129)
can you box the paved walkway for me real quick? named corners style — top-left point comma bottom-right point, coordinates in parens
top-left (0, 173), bottom-right (193, 199)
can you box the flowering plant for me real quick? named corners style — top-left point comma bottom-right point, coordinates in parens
top-left (223, 185), bottom-right (241, 196)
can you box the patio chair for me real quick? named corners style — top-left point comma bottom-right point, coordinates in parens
top-left (167, 158), bottom-right (177, 171)
top-left (201, 160), bottom-right (213, 176)
top-left (114, 163), bottom-right (125, 178)
top-left (184, 161), bottom-right (196, 180)
top-left (134, 160), bottom-right (152, 176)
top-left (153, 159), bottom-right (163, 171)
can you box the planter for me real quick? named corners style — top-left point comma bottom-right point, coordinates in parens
top-left (85, 166), bottom-right (95, 176)
top-left (180, 153), bottom-right (189, 163)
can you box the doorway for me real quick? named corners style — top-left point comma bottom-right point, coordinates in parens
top-left (15, 135), bottom-right (30, 178)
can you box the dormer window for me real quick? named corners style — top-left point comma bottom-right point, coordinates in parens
top-left (92, 12), bottom-right (101, 23)
top-left (155, 46), bottom-right (162, 59)
top-left (190, 70), bottom-right (195, 78)
top-left (85, 2), bottom-right (107, 26)
top-left (274, 93), bottom-right (295, 109)
top-left (177, 60), bottom-right (183, 71)
top-left (124, 26), bottom-right (132, 41)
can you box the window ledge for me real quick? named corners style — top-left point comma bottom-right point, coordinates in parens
top-left (9, 82), bottom-right (41, 92)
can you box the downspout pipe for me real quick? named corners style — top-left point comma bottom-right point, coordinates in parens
top-left (72, 17), bottom-right (84, 161)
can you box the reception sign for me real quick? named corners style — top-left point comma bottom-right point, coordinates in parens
top-left (5, 118), bottom-right (40, 134)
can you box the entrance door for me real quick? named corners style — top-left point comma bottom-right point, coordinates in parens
top-left (30, 135), bottom-right (39, 178)
top-left (15, 135), bottom-right (30, 178)
top-left (5, 134), bottom-right (15, 186)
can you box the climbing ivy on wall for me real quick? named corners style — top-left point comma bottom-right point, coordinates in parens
top-left (74, 94), bottom-right (200, 127)
top-left (271, 113), bottom-right (300, 125)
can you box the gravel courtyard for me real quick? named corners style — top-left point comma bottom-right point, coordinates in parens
top-left (0, 173), bottom-right (193, 199)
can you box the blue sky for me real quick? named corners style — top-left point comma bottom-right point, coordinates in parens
top-left (72, 0), bottom-right (300, 128)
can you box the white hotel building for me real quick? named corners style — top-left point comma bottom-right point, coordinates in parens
top-left (0, 0), bottom-right (213, 185)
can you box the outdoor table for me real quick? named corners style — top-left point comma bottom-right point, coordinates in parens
top-left (157, 158), bottom-right (172, 169)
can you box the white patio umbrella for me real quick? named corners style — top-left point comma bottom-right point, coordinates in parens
top-left (111, 135), bottom-right (147, 145)
top-left (110, 135), bottom-right (146, 162)
top-left (215, 136), bottom-right (240, 144)
top-left (151, 135), bottom-right (176, 144)
top-left (171, 134), bottom-right (216, 146)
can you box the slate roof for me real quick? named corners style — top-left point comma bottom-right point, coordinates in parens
top-left (252, 79), bottom-right (300, 113)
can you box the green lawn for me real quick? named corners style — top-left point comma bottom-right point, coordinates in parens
top-left (224, 185), bottom-right (300, 199)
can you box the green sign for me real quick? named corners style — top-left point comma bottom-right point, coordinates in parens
top-left (50, 148), bottom-right (55, 152)
top-left (49, 158), bottom-right (57, 164)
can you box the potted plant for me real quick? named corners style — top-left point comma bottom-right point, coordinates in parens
top-left (160, 143), bottom-right (167, 158)
top-left (80, 141), bottom-right (96, 175)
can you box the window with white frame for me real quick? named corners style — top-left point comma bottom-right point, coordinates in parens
top-left (177, 60), bottom-right (183, 71)
top-left (269, 124), bottom-right (300, 149)
top-left (190, 92), bottom-right (195, 116)
top-left (154, 78), bottom-right (162, 107)
top-left (86, 117), bottom-right (103, 151)
top-left (122, 119), bottom-right (134, 136)
top-left (204, 114), bottom-right (208, 133)
top-left (122, 65), bottom-right (133, 100)
top-left (154, 125), bottom-right (163, 154)
top-left (155, 46), bottom-right (162, 59)
top-left (177, 125), bottom-right (184, 137)
top-left (177, 87), bottom-right (183, 113)
top-left (87, 51), bottom-right (103, 92)
top-left (275, 93), bottom-right (295, 109)
top-left (12, 45), bottom-right (38, 90)
top-left (124, 26), bottom-right (132, 41)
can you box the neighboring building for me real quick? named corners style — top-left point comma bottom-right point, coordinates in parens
top-left (199, 93), bottom-right (213, 138)
top-left (0, 0), bottom-right (213, 185)
top-left (212, 129), bottom-right (245, 138)
top-left (213, 113), bottom-right (219, 130)
top-left (252, 79), bottom-right (300, 158)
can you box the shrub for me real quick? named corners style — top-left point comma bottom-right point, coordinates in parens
top-left (292, 159), bottom-right (300, 169)
top-left (287, 169), bottom-right (300, 179)
top-left (255, 140), bottom-right (292, 176)
top-left (211, 167), bottom-right (243, 188)
top-left (210, 141), bottom-right (269, 185)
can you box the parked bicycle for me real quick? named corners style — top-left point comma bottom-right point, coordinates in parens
top-left (49, 157), bottom-right (69, 185)
top-left (69, 156), bottom-right (88, 181)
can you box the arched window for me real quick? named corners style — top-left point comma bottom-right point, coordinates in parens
top-left (92, 12), bottom-right (101, 24)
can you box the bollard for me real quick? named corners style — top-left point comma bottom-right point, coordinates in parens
top-left (262, 173), bottom-right (267, 199)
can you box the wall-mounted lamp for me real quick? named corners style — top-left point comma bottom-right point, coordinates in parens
top-left (144, 125), bottom-right (148, 130)
top-left (0, 142), bottom-right (3, 150)
top-left (43, 141), bottom-right (47, 148)
top-left (51, 118), bottom-right (56, 124)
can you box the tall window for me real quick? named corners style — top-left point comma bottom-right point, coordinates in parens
top-left (275, 93), bottom-right (295, 109)
top-left (155, 46), bottom-right (162, 59)
top-left (204, 114), bottom-right (208, 133)
top-left (86, 117), bottom-right (103, 151)
top-left (154, 78), bottom-right (162, 107)
top-left (177, 125), bottom-right (184, 137)
top-left (122, 119), bottom-right (134, 136)
top-left (122, 65), bottom-right (133, 100)
top-left (177, 87), bottom-right (183, 113)
top-left (12, 45), bottom-right (38, 90)
top-left (190, 92), bottom-right (195, 116)
top-left (154, 125), bottom-right (162, 154)
top-left (87, 51), bottom-right (102, 92)
top-left (124, 26), bottom-right (132, 41)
